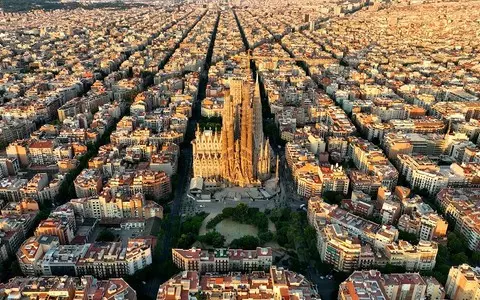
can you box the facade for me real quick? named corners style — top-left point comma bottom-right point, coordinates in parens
top-left (384, 240), bottom-right (438, 272)
top-left (172, 247), bottom-right (273, 273)
top-left (27, 140), bottom-right (57, 166)
top-left (70, 193), bottom-right (163, 220)
top-left (397, 154), bottom-right (450, 195)
top-left (319, 165), bottom-right (350, 194)
top-left (437, 188), bottom-right (480, 251)
top-left (17, 235), bottom-right (152, 278)
top-left (131, 170), bottom-right (171, 201)
top-left (0, 275), bottom-right (136, 300)
top-left (286, 143), bottom-right (349, 197)
top-left (157, 266), bottom-right (319, 300)
top-left (338, 270), bottom-right (445, 300)
top-left (308, 197), bottom-right (438, 272)
top-left (192, 78), bottom-right (271, 187)
top-left (316, 224), bottom-right (361, 272)
top-left (74, 169), bottom-right (103, 198)
top-left (19, 173), bottom-right (60, 203)
top-left (350, 137), bottom-right (399, 189)
top-left (0, 199), bottom-right (40, 264)
top-left (35, 218), bottom-right (75, 245)
top-left (308, 197), bottom-right (399, 249)
top-left (349, 170), bottom-right (382, 197)
top-left (0, 177), bottom-right (28, 202)
top-left (445, 264), bottom-right (480, 300)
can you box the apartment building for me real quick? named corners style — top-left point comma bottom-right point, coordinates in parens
top-left (397, 154), bottom-right (450, 195)
top-left (149, 143), bottom-right (179, 176)
top-left (350, 138), bottom-right (398, 189)
top-left (437, 188), bottom-right (480, 251)
top-left (17, 235), bottom-right (152, 278)
top-left (383, 132), bottom-right (445, 161)
top-left (6, 140), bottom-right (29, 168)
top-left (0, 177), bottom-right (28, 202)
top-left (70, 193), bottom-right (163, 220)
top-left (28, 140), bottom-right (57, 166)
top-left (0, 157), bottom-right (19, 177)
top-left (341, 190), bottom-right (375, 218)
top-left (17, 235), bottom-right (61, 276)
top-left (339, 270), bottom-right (445, 300)
top-left (0, 275), bottom-right (136, 300)
top-left (398, 207), bottom-right (448, 242)
top-left (1, 198), bottom-right (39, 215)
top-left (388, 118), bottom-right (445, 135)
top-left (316, 224), bottom-right (361, 272)
top-left (172, 247), bottom-right (273, 273)
top-left (286, 143), bottom-right (350, 197)
top-left (348, 170), bottom-right (382, 197)
top-left (319, 165), bottom-right (349, 194)
top-left (132, 170), bottom-right (171, 201)
top-left (34, 218), bottom-right (75, 245)
top-left (445, 264), bottom-right (480, 300)
top-left (74, 169), bottom-right (103, 198)
top-left (0, 199), bottom-right (39, 263)
top-left (308, 197), bottom-right (398, 249)
top-left (19, 173), bottom-right (60, 204)
top-left (308, 196), bottom-right (438, 272)
top-left (384, 240), bottom-right (438, 271)
top-left (0, 119), bottom-right (35, 147)
top-left (327, 136), bottom-right (349, 160)
top-left (105, 170), bottom-right (172, 201)
top-left (157, 266), bottom-right (319, 300)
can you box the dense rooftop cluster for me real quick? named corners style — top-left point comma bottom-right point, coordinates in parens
top-left (0, 0), bottom-right (479, 299)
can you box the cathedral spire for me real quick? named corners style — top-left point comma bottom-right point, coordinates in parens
top-left (254, 73), bottom-right (260, 98)
top-left (275, 155), bottom-right (279, 180)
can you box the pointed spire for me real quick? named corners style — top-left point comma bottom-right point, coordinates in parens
top-left (275, 155), bottom-right (279, 180)
top-left (254, 73), bottom-right (261, 97)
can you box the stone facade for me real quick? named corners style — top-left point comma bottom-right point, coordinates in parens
top-left (192, 77), bottom-right (271, 187)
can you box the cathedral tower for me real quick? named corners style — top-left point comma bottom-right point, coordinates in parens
top-left (193, 76), bottom-right (271, 187)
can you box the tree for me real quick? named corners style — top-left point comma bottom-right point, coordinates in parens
top-left (471, 251), bottom-right (480, 265)
top-left (447, 232), bottom-right (465, 254)
top-left (176, 213), bottom-right (208, 248)
top-left (322, 191), bottom-right (345, 205)
top-left (258, 231), bottom-right (274, 243)
top-left (232, 203), bottom-right (249, 223)
top-left (230, 235), bottom-right (260, 249)
top-left (380, 263), bottom-right (407, 274)
top-left (451, 252), bottom-right (469, 265)
top-left (97, 229), bottom-right (116, 242)
top-left (398, 230), bottom-right (419, 245)
top-left (436, 244), bottom-right (450, 265)
top-left (206, 214), bottom-right (224, 229)
top-left (177, 233), bottom-right (197, 249)
top-left (253, 212), bottom-right (269, 232)
top-left (275, 226), bottom-right (290, 247)
top-left (198, 231), bottom-right (226, 248)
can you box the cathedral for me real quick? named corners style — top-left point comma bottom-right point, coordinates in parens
top-left (192, 76), bottom-right (272, 187)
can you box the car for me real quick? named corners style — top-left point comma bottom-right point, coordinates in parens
top-left (320, 276), bottom-right (324, 279)
top-left (199, 204), bottom-right (205, 208)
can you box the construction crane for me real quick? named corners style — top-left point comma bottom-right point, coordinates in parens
top-left (233, 49), bottom-right (336, 65)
